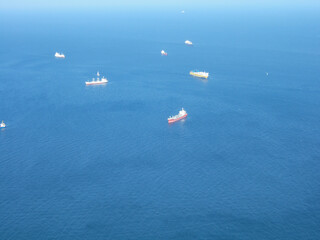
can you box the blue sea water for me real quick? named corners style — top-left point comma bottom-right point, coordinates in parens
top-left (0, 7), bottom-right (320, 239)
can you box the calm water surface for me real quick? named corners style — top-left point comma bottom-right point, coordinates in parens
top-left (0, 8), bottom-right (320, 239)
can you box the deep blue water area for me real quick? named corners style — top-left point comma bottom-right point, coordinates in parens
top-left (0, 8), bottom-right (320, 239)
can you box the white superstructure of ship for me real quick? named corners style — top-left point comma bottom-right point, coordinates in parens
top-left (85, 72), bottom-right (108, 85)
top-left (55, 52), bottom-right (65, 58)
top-left (0, 120), bottom-right (6, 128)
top-left (185, 40), bottom-right (193, 45)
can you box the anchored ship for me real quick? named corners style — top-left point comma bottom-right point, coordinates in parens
top-left (0, 121), bottom-right (6, 128)
top-left (161, 50), bottom-right (168, 56)
top-left (168, 108), bottom-right (187, 123)
top-left (85, 72), bottom-right (108, 85)
top-left (55, 52), bottom-right (65, 58)
top-left (185, 40), bottom-right (193, 45)
top-left (190, 71), bottom-right (209, 79)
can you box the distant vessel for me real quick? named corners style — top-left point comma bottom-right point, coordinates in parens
top-left (0, 121), bottom-right (6, 128)
top-left (55, 52), bottom-right (65, 58)
top-left (85, 72), bottom-right (108, 85)
top-left (185, 40), bottom-right (193, 45)
top-left (168, 108), bottom-right (187, 123)
top-left (161, 50), bottom-right (168, 56)
top-left (181, 10), bottom-right (185, 14)
top-left (190, 71), bottom-right (209, 79)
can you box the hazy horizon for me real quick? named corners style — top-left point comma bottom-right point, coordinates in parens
top-left (2, 0), bottom-right (320, 11)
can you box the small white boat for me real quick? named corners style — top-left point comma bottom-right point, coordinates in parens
top-left (55, 52), bottom-right (65, 58)
top-left (185, 40), bottom-right (193, 45)
top-left (0, 120), bottom-right (6, 128)
top-left (161, 50), bottom-right (168, 56)
top-left (181, 10), bottom-right (185, 14)
top-left (85, 72), bottom-right (108, 85)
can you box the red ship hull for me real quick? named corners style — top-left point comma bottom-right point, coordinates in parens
top-left (168, 114), bottom-right (187, 123)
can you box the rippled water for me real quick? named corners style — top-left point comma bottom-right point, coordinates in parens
top-left (0, 8), bottom-right (320, 239)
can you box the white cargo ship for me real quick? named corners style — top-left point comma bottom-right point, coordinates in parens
top-left (85, 72), bottom-right (108, 85)
top-left (55, 52), bottom-right (65, 58)
top-left (0, 120), bottom-right (6, 128)
top-left (185, 40), bottom-right (193, 45)
top-left (190, 71), bottom-right (209, 79)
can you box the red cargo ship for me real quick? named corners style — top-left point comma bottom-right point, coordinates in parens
top-left (168, 108), bottom-right (187, 123)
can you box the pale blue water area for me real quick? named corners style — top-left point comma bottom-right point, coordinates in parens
top-left (0, 8), bottom-right (320, 239)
